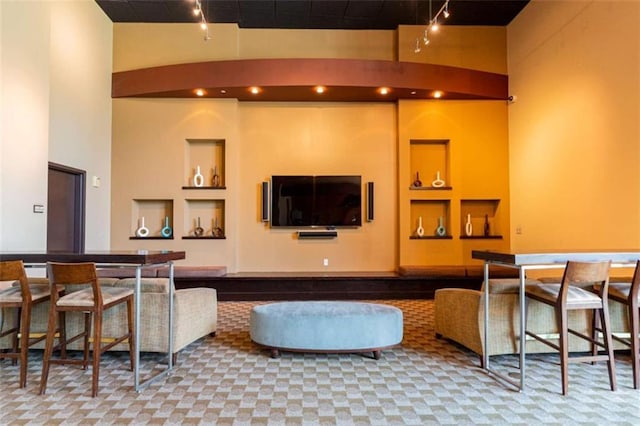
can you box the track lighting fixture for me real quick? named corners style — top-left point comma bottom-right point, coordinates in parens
top-left (413, 0), bottom-right (450, 52)
top-left (193, 0), bottom-right (210, 41)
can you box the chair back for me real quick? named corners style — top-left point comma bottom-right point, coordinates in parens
top-left (560, 260), bottom-right (611, 301)
top-left (0, 260), bottom-right (30, 302)
top-left (46, 262), bottom-right (102, 306)
top-left (630, 260), bottom-right (640, 304)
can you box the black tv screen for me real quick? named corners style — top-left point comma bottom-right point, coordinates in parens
top-left (271, 175), bottom-right (362, 227)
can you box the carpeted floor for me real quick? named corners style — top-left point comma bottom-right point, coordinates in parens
top-left (1, 299), bottom-right (640, 425)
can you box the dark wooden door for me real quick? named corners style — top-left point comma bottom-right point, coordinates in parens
top-left (47, 163), bottom-right (85, 253)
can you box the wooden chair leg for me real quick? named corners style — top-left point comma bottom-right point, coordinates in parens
top-left (18, 304), bottom-right (31, 388)
top-left (39, 302), bottom-right (60, 395)
top-left (557, 306), bottom-right (569, 396)
top-left (600, 306), bottom-right (617, 391)
top-left (631, 303), bottom-right (640, 389)
top-left (92, 312), bottom-right (102, 398)
top-left (58, 311), bottom-right (67, 359)
top-left (83, 312), bottom-right (91, 370)
top-left (126, 297), bottom-right (135, 372)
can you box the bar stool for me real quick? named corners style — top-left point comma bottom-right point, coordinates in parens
top-left (0, 260), bottom-right (60, 388)
top-left (607, 260), bottom-right (640, 389)
top-left (525, 260), bottom-right (616, 395)
top-left (39, 262), bottom-right (136, 397)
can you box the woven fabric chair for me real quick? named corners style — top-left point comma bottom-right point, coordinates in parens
top-left (0, 260), bottom-right (60, 388)
top-left (607, 260), bottom-right (640, 389)
top-left (39, 262), bottom-right (136, 397)
top-left (525, 260), bottom-right (616, 395)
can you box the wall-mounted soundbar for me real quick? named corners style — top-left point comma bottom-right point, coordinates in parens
top-left (297, 230), bottom-right (338, 239)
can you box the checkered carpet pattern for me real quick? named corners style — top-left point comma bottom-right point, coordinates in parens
top-left (1, 299), bottom-right (640, 425)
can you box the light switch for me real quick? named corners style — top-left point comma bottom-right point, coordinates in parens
top-left (92, 176), bottom-right (101, 188)
top-left (33, 204), bottom-right (45, 213)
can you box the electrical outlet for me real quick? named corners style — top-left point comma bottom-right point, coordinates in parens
top-left (516, 226), bottom-right (522, 235)
top-left (323, 258), bottom-right (329, 267)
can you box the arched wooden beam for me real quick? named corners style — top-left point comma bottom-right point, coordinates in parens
top-left (112, 58), bottom-right (508, 101)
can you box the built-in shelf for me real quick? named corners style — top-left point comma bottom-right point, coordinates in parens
top-left (184, 199), bottom-right (225, 239)
top-left (410, 235), bottom-right (453, 240)
top-left (182, 186), bottom-right (227, 190)
top-left (460, 235), bottom-right (503, 240)
top-left (409, 186), bottom-right (453, 191)
top-left (131, 199), bottom-right (174, 239)
top-left (182, 236), bottom-right (226, 240)
top-left (129, 236), bottom-right (174, 240)
top-left (185, 139), bottom-right (225, 188)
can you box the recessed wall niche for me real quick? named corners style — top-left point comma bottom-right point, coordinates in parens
top-left (183, 199), bottom-right (226, 239)
top-left (184, 139), bottom-right (226, 189)
top-left (131, 199), bottom-right (173, 239)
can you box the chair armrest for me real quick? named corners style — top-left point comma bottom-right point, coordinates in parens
top-left (434, 288), bottom-right (483, 355)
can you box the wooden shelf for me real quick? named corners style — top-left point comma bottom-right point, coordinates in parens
top-left (410, 235), bottom-right (453, 240)
top-left (182, 236), bottom-right (226, 240)
top-left (182, 186), bottom-right (226, 190)
top-left (129, 236), bottom-right (174, 240)
top-left (409, 186), bottom-right (452, 191)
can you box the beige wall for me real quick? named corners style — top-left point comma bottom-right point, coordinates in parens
top-left (111, 23), bottom-right (510, 271)
top-left (0, 0), bottom-right (112, 251)
top-left (507, 0), bottom-right (640, 251)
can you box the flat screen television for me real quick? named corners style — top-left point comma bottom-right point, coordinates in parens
top-left (271, 175), bottom-right (362, 227)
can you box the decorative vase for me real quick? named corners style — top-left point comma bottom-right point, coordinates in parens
top-left (212, 165), bottom-right (220, 187)
top-left (412, 172), bottom-right (422, 188)
top-left (484, 214), bottom-right (490, 237)
top-left (194, 217), bottom-right (204, 237)
top-left (431, 170), bottom-right (445, 188)
top-left (193, 166), bottom-right (204, 187)
top-left (135, 217), bottom-right (149, 237)
top-left (435, 216), bottom-right (446, 237)
top-left (465, 213), bottom-right (473, 237)
top-left (212, 217), bottom-right (224, 238)
top-left (416, 216), bottom-right (425, 237)
top-left (160, 216), bottom-right (172, 238)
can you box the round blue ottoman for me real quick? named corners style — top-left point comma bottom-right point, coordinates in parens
top-left (250, 301), bottom-right (403, 359)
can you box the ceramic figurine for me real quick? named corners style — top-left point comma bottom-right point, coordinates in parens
top-left (412, 172), bottom-right (422, 188)
top-left (465, 213), bottom-right (473, 236)
top-left (484, 214), bottom-right (490, 236)
top-left (212, 165), bottom-right (220, 187)
top-left (161, 216), bottom-right (172, 238)
top-left (431, 171), bottom-right (445, 188)
top-left (135, 217), bottom-right (149, 237)
top-left (435, 216), bottom-right (446, 237)
top-left (416, 216), bottom-right (425, 237)
top-left (193, 165), bottom-right (204, 187)
top-left (194, 217), bottom-right (204, 237)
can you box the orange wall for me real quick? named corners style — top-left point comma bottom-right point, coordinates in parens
top-left (507, 0), bottom-right (640, 251)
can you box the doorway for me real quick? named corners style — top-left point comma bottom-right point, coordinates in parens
top-left (47, 162), bottom-right (85, 252)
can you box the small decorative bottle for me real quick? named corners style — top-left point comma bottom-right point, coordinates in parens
top-left (431, 171), bottom-right (445, 188)
top-left (160, 216), bottom-right (172, 238)
top-left (194, 217), bottom-right (204, 237)
top-left (136, 217), bottom-right (149, 237)
top-left (465, 214), bottom-right (473, 237)
top-left (416, 216), bottom-right (425, 237)
top-left (435, 216), bottom-right (446, 237)
top-left (412, 172), bottom-right (422, 188)
top-left (484, 214), bottom-right (490, 237)
top-left (193, 166), bottom-right (204, 187)
top-left (212, 165), bottom-right (220, 187)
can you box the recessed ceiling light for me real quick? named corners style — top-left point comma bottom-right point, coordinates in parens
top-left (411, 91), bottom-right (417, 95)
top-left (194, 88), bottom-right (206, 97)
top-left (314, 86), bottom-right (326, 94)
top-left (433, 90), bottom-right (443, 99)
top-left (220, 89), bottom-right (227, 94)
top-left (249, 86), bottom-right (261, 95)
top-left (378, 87), bottom-right (390, 95)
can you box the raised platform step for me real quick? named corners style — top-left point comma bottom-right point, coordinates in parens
top-left (173, 271), bottom-right (490, 301)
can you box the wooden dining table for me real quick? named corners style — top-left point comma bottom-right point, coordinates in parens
top-left (0, 250), bottom-right (186, 392)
